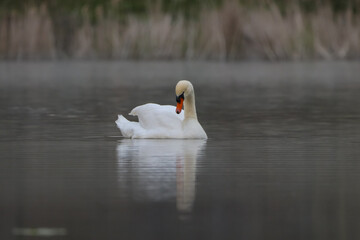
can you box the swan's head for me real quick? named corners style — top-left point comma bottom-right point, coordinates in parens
top-left (175, 80), bottom-right (193, 114)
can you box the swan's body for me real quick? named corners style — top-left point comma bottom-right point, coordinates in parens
top-left (116, 80), bottom-right (207, 139)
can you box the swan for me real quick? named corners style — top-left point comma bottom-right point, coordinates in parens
top-left (115, 80), bottom-right (207, 139)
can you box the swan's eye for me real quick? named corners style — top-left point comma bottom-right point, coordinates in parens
top-left (176, 92), bottom-right (184, 103)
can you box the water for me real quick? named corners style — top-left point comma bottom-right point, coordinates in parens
top-left (1, 61), bottom-right (360, 239)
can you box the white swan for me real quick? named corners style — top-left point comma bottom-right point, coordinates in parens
top-left (115, 80), bottom-right (207, 139)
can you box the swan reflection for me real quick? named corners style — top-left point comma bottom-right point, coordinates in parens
top-left (116, 139), bottom-right (206, 213)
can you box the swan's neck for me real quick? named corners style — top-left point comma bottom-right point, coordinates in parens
top-left (184, 92), bottom-right (197, 120)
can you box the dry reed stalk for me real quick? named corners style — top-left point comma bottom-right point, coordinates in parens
top-left (0, 4), bottom-right (55, 59)
top-left (312, 7), bottom-right (360, 59)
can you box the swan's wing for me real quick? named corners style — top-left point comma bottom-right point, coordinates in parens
top-left (129, 103), bottom-right (184, 130)
top-left (116, 115), bottom-right (142, 138)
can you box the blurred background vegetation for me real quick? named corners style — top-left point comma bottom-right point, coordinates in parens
top-left (2, 0), bottom-right (359, 17)
top-left (1, 0), bottom-right (360, 60)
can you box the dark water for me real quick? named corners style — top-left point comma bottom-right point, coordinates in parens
top-left (1, 61), bottom-right (360, 240)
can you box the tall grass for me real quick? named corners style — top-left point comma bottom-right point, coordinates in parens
top-left (0, 1), bottom-right (359, 60)
top-left (0, 4), bottom-right (55, 59)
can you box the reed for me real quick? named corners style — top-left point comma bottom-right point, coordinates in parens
top-left (0, 1), bottom-right (359, 60)
top-left (0, 4), bottom-right (56, 59)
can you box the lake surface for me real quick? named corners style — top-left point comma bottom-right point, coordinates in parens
top-left (1, 61), bottom-right (360, 240)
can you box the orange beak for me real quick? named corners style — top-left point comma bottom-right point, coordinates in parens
top-left (176, 98), bottom-right (184, 114)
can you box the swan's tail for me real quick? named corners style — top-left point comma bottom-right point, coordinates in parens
top-left (115, 115), bottom-right (137, 138)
